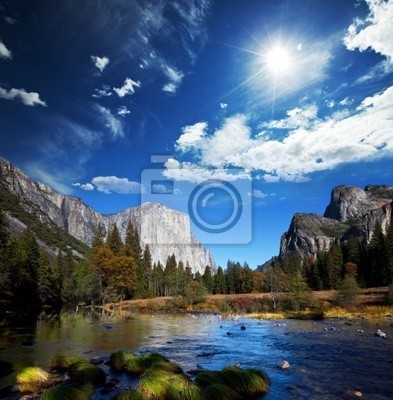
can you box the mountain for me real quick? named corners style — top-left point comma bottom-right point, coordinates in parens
top-left (280, 185), bottom-right (393, 260)
top-left (0, 158), bottom-right (215, 273)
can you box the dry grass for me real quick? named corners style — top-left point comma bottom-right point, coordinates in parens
top-left (102, 287), bottom-right (391, 320)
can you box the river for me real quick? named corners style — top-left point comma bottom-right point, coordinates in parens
top-left (0, 311), bottom-right (392, 399)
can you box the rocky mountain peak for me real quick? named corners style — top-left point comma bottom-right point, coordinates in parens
top-left (0, 158), bottom-right (215, 273)
top-left (323, 184), bottom-right (392, 223)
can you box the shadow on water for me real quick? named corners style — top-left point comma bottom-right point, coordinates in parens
top-left (0, 309), bottom-right (393, 399)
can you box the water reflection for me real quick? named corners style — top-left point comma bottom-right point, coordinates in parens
top-left (0, 311), bottom-right (393, 399)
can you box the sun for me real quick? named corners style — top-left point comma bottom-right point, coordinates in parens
top-left (265, 45), bottom-right (290, 74)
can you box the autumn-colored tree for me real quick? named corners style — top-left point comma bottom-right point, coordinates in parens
top-left (108, 255), bottom-right (136, 300)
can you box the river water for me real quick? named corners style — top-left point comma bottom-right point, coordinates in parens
top-left (0, 312), bottom-right (392, 399)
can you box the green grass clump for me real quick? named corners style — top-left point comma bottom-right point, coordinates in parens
top-left (109, 350), bottom-right (135, 371)
top-left (72, 362), bottom-right (106, 385)
top-left (41, 384), bottom-right (94, 400)
top-left (16, 366), bottom-right (50, 393)
top-left (203, 383), bottom-right (242, 400)
top-left (194, 371), bottom-right (223, 388)
top-left (125, 355), bottom-right (149, 375)
top-left (217, 366), bottom-right (269, 397)
top-left (113, 388), bottom-right (147, 400)
top-left (50, 355), bottom-right (85, 371)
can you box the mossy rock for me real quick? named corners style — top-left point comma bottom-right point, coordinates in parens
top-left (203, 383), bottom-right (242, 400)
top-left (50, 355), bottom-right (85, 371)
top-left (124, 355), bottom-right (148, 375)
top-left (72, 363), bottom-right (106, 385)
top-left (41, 384), bottom-right (94, 400)
top-left (109, 351), bottom-right (135, 371)
top-left (16, 366), bottom-right (50, 393)
top-left (112, 388), bottom-right (146, 400)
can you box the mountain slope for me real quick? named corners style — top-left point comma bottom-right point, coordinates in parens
top-left (0, 158), bottom-right (215, 273)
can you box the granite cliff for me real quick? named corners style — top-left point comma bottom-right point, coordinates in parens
top-left (280, 185), bottom-right (393, 260)
top-left (0, 158), bottom-right (215, 273)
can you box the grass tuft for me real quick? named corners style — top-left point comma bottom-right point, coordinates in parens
top-left (72, 362), bottom-right (106, 385)
top-left (41, 384), bottom-right (94, 400)
top-left (50, 355), bottom-right (85, 371)
top-left (16, 366), bottom-right (50, 393)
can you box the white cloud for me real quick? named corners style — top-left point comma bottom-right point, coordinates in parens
top-left (175, 121), bottom-right (207, 151)
top-left (0, 86), bottom-right (46, 106)
top-left (90, 55), bottom-right (109, 72)
top-left (92, 85), bottom-right (112, 98)
top-left (113, 77), bottom-right (141, 97)
top-left (296, 43), bottom-right (303, 51)
top-left (326, 100), bottom-right (335, 108)
top-left (92, 176), bottom-right (144, 194)
top-left (95, 105), bottom-right (124, 138)
top-left (220, 102), bottom-right (228, 109)
top-left (248, 189), bottom-right (268, 199)
top-left (117, 106), bottom-right (131, 117)
top-left (262, 104), bottom-right (318, 130)
top-left (339, 97), bottom-right (351, 106)
top-left (344, 0), bottom-right (393, 62)
top-left (72, 182), bottom-right (94, 191)
top-left (169, 86), bottom-right (393, 183)
top-left (162, 65), bottom-right (184, 94)
top-left (0, 41), bottom-right (12, 59)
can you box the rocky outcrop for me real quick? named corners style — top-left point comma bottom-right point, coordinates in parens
top-left (280, 185), bottom-right (393, 259)
top-left (0, 158), bottom-right (215, 273)
top-left (280, 213), bottom-right (348, 259)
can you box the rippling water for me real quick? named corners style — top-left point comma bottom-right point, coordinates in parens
top-left (0, 312), bottom-right (392, 399)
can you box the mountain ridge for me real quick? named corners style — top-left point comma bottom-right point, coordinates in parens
top-left (0, 158), bottom-right (215, 273)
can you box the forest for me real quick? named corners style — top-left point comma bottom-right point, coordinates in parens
top-left (0, 205), bottom-right (393, 313)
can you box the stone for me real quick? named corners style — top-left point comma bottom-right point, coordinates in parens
top-left (375, 329), bottom-right (387, 338)
top-left (279, 360), bottom-right (290, 370)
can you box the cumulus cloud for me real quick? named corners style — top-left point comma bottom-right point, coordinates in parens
top-left (92, 176), bottom-right (144, 194)
top-left (117, 106), bottom-right (131, 117)
top-left (344, 0), bottom-right (393, 62)
top-left (168, 86), bottom-right (393, 183)
top-left (0, 86), bottom-right (46, 106)
top-left (92, 85), bottom-right (112, 98)
top-left (90, 55), bottom-right (109, 72)
top-left (113, 77), bottom-right (141, 97)
top-left (95, 105), bottom-right (124, 138)
top-left (220, 102), bottom-right (228, 109)
top-left (0, 41), bottom-right (12, 59)
top-left (175, 121), bottom-right (207, 151)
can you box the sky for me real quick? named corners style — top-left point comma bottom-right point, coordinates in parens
top-left (1, 0), bottom-right (393, 269)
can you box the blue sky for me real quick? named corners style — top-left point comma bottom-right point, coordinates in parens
top-left (1, 0), bottom-right (393, 268)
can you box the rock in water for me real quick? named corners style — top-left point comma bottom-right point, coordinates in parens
top-left (375, 329), bottom-right (387, 338)
top-left (279, 360), bottom-right (290, 370)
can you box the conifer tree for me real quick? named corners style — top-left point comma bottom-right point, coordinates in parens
top-left (202, 265), bottom-right (213, 293)
top-left (106, 224), bottom-right (123, 256)
top-left (385, 208), bottom-right (393, 284)
top-left (92, 223), bottom-right (106, 248)
top-left (368, 221), bottom-right (389, 286)
top-left (213, 266), bottom-right (226, 294)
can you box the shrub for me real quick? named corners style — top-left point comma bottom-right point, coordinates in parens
top-left (16, 366), bottom-right (50, 393)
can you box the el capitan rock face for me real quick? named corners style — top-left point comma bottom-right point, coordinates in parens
top-left (0, 158), bottom-right (215, 273)
top-left (280, 185), bottom-right (393, 259)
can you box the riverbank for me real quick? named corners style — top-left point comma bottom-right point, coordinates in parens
top-left (102, 287), bottom-right (393, 320)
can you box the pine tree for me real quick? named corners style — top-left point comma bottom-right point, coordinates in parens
top-left (202, 266), bottom-right (213, 293)
top-left (125, 220), bottom-right (142, 260)
top-left (368, 221), bottom-right (389, 286)
top-left (37, 250), bottom-right (61, 306)
top-left (164, 254), bottom-right (177, 296)
top-left (92, 223), bottom-right (106, 248)
top-left (106, 224), bottom-right (123, 256)
top-left (0, 208), bottom-right (11, 306)
top-left (61, 248), bottom-right (76, 303)
top-left (240, 262), bottom-right (253, 294)
top-left (213, 266), bottom-right (226, 294)
top-left (385, 207), bottom-right (393, 284)
top-left (326, 244), bottom-right (343, 289)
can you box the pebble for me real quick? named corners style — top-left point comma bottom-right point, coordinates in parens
top-left (375, 329), bottom-right (386, 338)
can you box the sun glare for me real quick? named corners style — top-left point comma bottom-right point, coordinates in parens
top-left (265, 46), bottom-right (290, 74)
